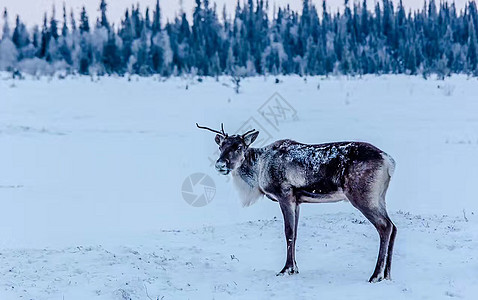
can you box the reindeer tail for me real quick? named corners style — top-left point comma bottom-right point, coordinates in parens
top-left (381, 152), bottom-right (396, 177)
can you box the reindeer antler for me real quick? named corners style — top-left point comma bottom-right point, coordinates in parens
top-left (242, 128), bottom-right (256, 137)
top-left (196, 123), bottom-right (228, 136)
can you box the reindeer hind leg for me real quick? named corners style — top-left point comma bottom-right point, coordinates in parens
top-left (384, 216), bottom-right (397, 280)
top-left (345, 161), bottom-right (395, 283)
top-left (359, 205), bottom-right (394, 282)
top-left (377, 168), bottom-right (397, 280)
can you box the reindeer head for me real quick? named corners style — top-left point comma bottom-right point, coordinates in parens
top-left (197, 123), bottom-right (259, 175)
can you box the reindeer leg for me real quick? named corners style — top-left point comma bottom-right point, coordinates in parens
top-left (293, 203), bottom-right (300, 269)
top-left (361, 208), bottom-right (393, 283)
top-left (347, 189), bottom-right (394, 282)
top-left (381, 175), bottom-right (397, 280)
top-left (277, 195), bottom-right (299, 276)
top-left (384, 217), bottom-right (397, 280)
top-left (345, 161), bottom-right (395, 283)
top-left (347, 194), bottom-right (393, 282)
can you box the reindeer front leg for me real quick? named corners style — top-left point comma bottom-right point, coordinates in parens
top-left (277, 194), bottom-right (300, 275)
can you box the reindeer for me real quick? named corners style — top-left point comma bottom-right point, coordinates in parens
top-left (197, 123), bottom-right (397, 283)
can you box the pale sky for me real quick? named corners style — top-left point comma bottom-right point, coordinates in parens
top-left (0, 0), bottom-right (475, 29)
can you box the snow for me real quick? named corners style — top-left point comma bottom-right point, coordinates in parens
top-left (0, 74), bottom-right (477, 299)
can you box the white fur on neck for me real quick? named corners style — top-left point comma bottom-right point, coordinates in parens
top-left (231, 170), bottom-right (263, 207)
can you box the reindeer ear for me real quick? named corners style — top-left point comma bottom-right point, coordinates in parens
top-left (215, 134), bottom-right (225, 145)
top-left (244, 131), bottom-right (259, 146)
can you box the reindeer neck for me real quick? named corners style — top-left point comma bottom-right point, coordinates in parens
top-left (233, 147), bottom-right (264, 187)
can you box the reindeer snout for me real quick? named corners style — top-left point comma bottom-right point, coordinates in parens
top-left (215, 160), bottom-right (227, 170)
top-left (215, 160), bottom-right (230, 174)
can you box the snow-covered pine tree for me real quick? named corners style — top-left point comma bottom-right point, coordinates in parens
top-left (0, 8), bottom-right (18, 71)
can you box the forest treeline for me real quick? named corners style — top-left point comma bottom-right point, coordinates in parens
top-left (0, 0), bottom-right (478, 77)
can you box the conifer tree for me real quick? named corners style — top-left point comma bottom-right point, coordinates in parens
top-left (99, 0), bottom-right (109, 30)
top-left (79, 7), bottom-right (90, 33)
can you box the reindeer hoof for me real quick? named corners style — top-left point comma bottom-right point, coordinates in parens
top-left (368, 274), bottom-right (385, 283)
top-left (276, 265), bottom-right (299, 276)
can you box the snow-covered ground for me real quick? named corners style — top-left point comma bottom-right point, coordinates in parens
top-left (0, 74), bottom-right (477, 299)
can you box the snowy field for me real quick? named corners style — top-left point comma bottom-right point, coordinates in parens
top-left (0, 74), bottom-right (477, 299)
